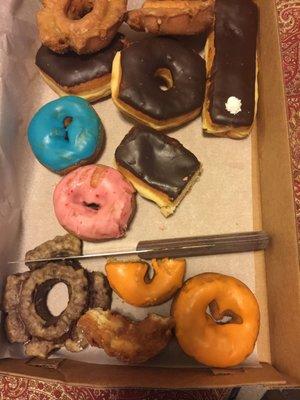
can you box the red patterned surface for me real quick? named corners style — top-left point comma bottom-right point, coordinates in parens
top-left (0, 1), bottom-right (299, 399)
top-left (276, 0), bottom-right (300, 235)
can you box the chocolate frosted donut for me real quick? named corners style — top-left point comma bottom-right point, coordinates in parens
top-left (115, 127), bottom-right (201, 216)
top-left (36, 34), bottom-right (126, 102)
top-left (202, 0), bottom-right (258, 138)
top-left (111, 37), bottom-right (206, 130)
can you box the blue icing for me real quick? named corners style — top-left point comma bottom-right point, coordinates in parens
top-left (28, 96), bottom-right (103, 173)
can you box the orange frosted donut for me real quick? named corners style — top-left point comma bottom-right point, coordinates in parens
top-left (171, 273), bottom-right (260, 368)
top-left (106, 258), bottom-right (186, 307)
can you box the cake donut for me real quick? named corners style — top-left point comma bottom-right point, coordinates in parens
top-left (172, 273), bottom-right (260, 367)
top-left (111, 37), bottom-right (206, 130)
top-left (115, 127), bottom-right (201, 216)
top-left (3, 264), bottom-right (112, 358)
top-left (37, 0), bottom-right (127, 54)
top-left (127, 0), bottom-right (214, 36)
top-left (78, 309), bottom-right (174, 363)
top-left (28, 96), bottom-right (103, 175)
top-left (53, 164), bottom-right (136, 241)
top-left (36, 34), bottom-right (126, 102)
top-left (202, 0), bottom-right (258, 139)
top-left (106, 258), bottom-right (186, 307)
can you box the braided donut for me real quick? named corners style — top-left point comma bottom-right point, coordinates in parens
top-left (37, 0), bottom-right (127, 54)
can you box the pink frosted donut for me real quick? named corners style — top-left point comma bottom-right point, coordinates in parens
top-left (53, 164), bottom-right (136, 241)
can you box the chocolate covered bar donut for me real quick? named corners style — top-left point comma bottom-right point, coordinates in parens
top-left (202, 0), bottom-right (258, 139)
top-left (115, 127), bottom-right (201, 217)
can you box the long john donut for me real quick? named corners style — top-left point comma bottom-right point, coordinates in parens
top-left (172, 273), bottom-right (260, 368)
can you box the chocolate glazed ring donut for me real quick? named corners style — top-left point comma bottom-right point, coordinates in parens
top-left (111, 37), bottom-right (206, 131)
top-left (19, 263), bottom-right (89, 341)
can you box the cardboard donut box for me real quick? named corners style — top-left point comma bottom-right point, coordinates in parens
top-left (1, 0), bottom-right (299, 390)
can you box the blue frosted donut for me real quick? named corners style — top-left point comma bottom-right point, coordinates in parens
top-left (28, 96), bottom-right (103, 174)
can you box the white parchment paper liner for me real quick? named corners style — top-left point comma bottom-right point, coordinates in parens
top-left (0, 0), bottom-right (259, 368)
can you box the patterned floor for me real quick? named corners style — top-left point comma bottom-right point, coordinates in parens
top-left (0, 0), bottom-right (299, 399)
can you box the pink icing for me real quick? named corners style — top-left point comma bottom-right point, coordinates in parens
top-left (53, 164), bottom-right (136, 241)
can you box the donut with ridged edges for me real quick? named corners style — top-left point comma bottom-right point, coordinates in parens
top-left (37, 0), bottom-right (127, 54)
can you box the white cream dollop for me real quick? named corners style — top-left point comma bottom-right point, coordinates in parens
top-left (225, 96), bottom-right (242, 115)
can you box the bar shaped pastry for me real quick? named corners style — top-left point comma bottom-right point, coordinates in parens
top-left (202, 0), bottom-right (258, 139)
top-left (115, 127), bottom-right (201, 217)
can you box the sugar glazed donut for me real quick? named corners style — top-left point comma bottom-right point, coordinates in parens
top-left (37, 0), bottom-right (127, 54)
top-left (106, 258), bottom-right (186, 307)
top-left (78, 309), bottom-right (174, 363)
top-left (172, 273), bottom-right (260, 367)
top-left (53, 164), bottom-right (136, 241)
top-left (111, 37), bottom-right (206, 130)
top-left (127, 0), bottom-right (214, 35)
top-left (28, 96), bottom-right (103, 175)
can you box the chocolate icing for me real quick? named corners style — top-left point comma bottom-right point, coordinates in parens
top-left (209, 0), bottom-right (258, 127)
top-left (119, 38), bottom-right (206, 120)
top-left (36, 34), bottom-right (124, 87)
top-left (115, 127), bottom-right (200, 200)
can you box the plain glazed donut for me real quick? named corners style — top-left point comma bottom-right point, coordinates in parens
top-left (53, 164), bottom-right (136, 241)
top-left (37, 0), bottom-right (127, 54)
top-left (28, 96), bottom-right (103, 175)
top-left (111, 37), bottom-right (206, 131)
top-left (171, 273), bottom-right (260, 367)
top-left (126, 0), bottom-right (214, 36)
top-left (78, 309), bottom-right (174, 363)
top-left (106, 258), bottom-right (186, 307)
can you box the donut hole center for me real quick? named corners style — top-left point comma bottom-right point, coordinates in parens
top-left (47, 282), bottom-right (69, 317)
top-left (34, 280), bottom-right (70, 326)
top-left (144, 264), bottom-right (155, 283)
top-left (155, 68), bottom-right (174, 91)
top-left (207, 301), bottom-right (243, 325)
top-left (83, 201), bottom-right (100, 211)
top-left (66, 0), bottom-right (94, 20)
top-left (63, 116), bottom-right (73, 141)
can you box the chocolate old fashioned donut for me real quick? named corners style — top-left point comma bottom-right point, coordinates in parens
top-left (111, 37), bottom-right (206, 130)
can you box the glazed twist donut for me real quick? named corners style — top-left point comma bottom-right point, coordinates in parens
top-left (172, 273), bottom-right (260, 367)
top-left (37, 0), bottom-right (127, 54)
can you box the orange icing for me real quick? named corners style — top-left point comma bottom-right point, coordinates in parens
top-left (106, 258), bottom-right (186, 307)
top-left (171, 273), bottom-right (260, 368)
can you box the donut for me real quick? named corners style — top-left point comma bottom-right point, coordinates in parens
top-left (126, 0), bottom-right (214, 35)
top-left (35, 34), bottom-right (127, 102)
top-left (111, 37), bottom-right (206, 131)
top-left (171, 273), bottom-right (260, 368)
top-left (106, 258), bottom-right (186, 307)
top-left (202, 0), bottom-right (258, 139)
top-left (115, 127), bottom-right (201, 216)
top-left (37, 0), bottom-right (127, 54)
top-left (78, 309), bottom-right (174, 363)
top-left (53, 164), bottom-right (136, 241)
top-left (25, 233), bottom-right (82, 270)
top-left (3, 260), bottom-right (112, 358)
top-left (28, 96), bottom-right (103, 175)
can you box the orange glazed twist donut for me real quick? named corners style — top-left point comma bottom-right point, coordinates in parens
top-left (106, 258), bottom-right (186, 307)
top-left (172, 273), bottom-right (260, 368)
top-left (37, 0), bottom-right (127, 54)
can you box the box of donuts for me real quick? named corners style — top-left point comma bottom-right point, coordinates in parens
top-left (0, 0), bottom-right (299, 390)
